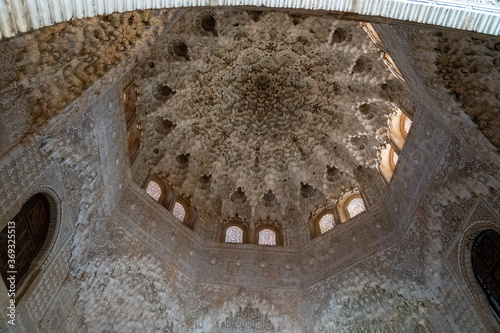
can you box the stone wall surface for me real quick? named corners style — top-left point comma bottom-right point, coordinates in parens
top-left (38, 120), bottom-right (498, 332)
top-left (0, 78), bottom-right (129, 331)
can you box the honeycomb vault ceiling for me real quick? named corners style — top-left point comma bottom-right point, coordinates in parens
top-left (133, 9), bottom-right (407, 230)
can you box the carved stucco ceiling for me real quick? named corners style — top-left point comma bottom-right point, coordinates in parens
top-left (134, 9), bottom-right (405, 225)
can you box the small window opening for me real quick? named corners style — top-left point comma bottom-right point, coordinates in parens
top-left (173, 202), bottom-right (186, 222)
top-left (146, 181), bottom-right (162, 201)
top-left (346, 197), bottom-right (366, 218)
top-left (391, 149), bottom-right (399, 168)
top-left (225, 226), bottom-right (244, 243)
top-left (319, 214), bottom-right (335, 234)
top-left (403, 115), bottom-right (412, 136)
top-left (258, 228), bottom-right (277, 245)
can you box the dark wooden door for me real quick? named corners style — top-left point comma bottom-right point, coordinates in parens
top-left (472, 229), bottom-right (500, 318)
top-left (0, 194), bottom-right (50, 287)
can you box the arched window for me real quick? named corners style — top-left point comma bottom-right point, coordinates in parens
top-left (124, 84), bottom-right (140, 163)
top-left (225, 226), bottom-right (244, 243)
top-left (390, 148), bottom-right (399, 169)
top-left (258, 228), bottom-right (276, 246)
top-left (310, 209), bottom-right (339, 239)
top-left (318, 213), bottom-right (335, 234)
top-left (379, 109), bottom-right (411, 183)
top-left (146, 180), bottom-right (162, 201)
top-left (472, 230), bottom-right (500, 318)
top-left (0, 194), bottom-right (51, 288)
top-left (144, 176), bottom-right (197, 230)
top-left (388, 108), bottom-right (410, 151)
top-left (402, 114), bottom-right (412, 137)
top-left (346, 196), bottom-right (366, 219)
top-left (379, 145), bottom-right (397, 182)
top-left (123, 84), bottom-right (137, 125)
top-left (173, 201), bottom-right (186, 222)
top-left (127, 122), bottom-right (141, 162)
